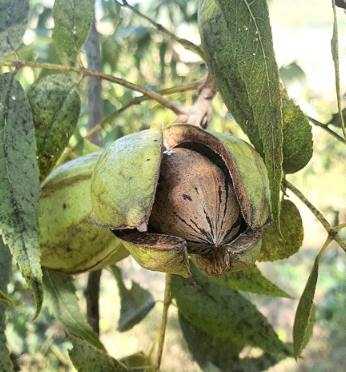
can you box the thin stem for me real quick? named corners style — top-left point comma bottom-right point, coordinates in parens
top-left (283, 179), bottom-right (346, 252)
top-left (0, 60), bottom-right (184, 115)
top-left (318, 236), bottom-right (332, 260)
top-left (117, 0), bottom-right (204, 60)
top-left (84, 15), bottom-right (103, 335)
top-left (55, 80), bottom-right (201, 166)
top-left (308, 116), bottom-right (346, 144)
top-left (154, 273), bottom-right (172, 371)
top-left (331, 0), bottom-right (346, 140)
top-left (334, 223), bottom-right (346, 232)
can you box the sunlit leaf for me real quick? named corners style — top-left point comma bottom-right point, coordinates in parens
top-left (0, 290), bottom-right (11, 305)
top-left (0, 0), bottom-right (29, 56)
top-left (42, 268), bottom-right (105, 351)
top-left (120, 352), bottom-right (154, 371)
top-left (205, 265), bottom-right (292, 298)
top-left (111, 266), bottom-right (155, 333)
top-left (52, 0), bottom-right (95, 60)
top-left (69, 334), bottom-right (141, 372)
top-left (260, 200), bottom-right (304, 262)
top-left (281, 87), bottom-right (313, 174)
top-left (293, 251), bottom-right (322, 359)
top-left (199, 0), bottom-right (283, 225)
top-left (171, 264), bottom-right (291, 356)
top-left (0, 237), bottom-right (14, 372)
top-left (0, 72), bottom-right (43, 317)
top-left (27, 74), bottom-right (81, 181)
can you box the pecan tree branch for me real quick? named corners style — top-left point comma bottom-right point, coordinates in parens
top-left (331, 0), bottom-right (346, 140)
top-left (55, 79), bottom-right (204, 166)
top-left (84, 16), bottom-right (103, 336)
top-left (283, 179), bottom-right (346, 252)
top-left (115, 0), bottom-right (204, 60)
top-left (174, 73), bottom-right (217, 128)
top-left (0, 60), bottom-right (185, 115)
top-left (309, 116), bottom-right (346, 144)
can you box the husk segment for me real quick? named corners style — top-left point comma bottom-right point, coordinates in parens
top-left (163, 124), bottom-right (271, 276)
top-left (40, 153), bottom-right (129, 274)
top-left (90, 123), bottom-right (191, 277)
top-left (91, 123), bottom-right (163, 232)
top-left (90, 123), bottom-right (272, 277)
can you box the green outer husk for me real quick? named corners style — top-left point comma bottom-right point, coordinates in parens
top-left (40, 153), bottom-right (128, 274)
top-left (91, 123), bottom-right (163, 231)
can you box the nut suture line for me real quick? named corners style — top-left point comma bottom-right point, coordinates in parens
top-left (149, 147), bottom-right (244, 252)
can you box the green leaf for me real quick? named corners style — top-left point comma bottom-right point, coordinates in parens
top-left (0, 237), bottom-right (14, 372)
top-left (27, 74), bottom-right (81, 181)
top-left (179, 311), bottom-right (244, 370)
top-left (171, 264), bottom-right (291, 356)
top-left (52, 0), bottom-right (95, 61)
top-left (293, 252), bottom-right (322, 359)
top-left (42, 268), bottom-right (105, 351)
top-left (205, 265), bottom-right (292, 298)
top-left (0, 0), bottom-right (30, 56)
top-left (68, 334), bottom-right (141, 372)
top-left (260, 200), bottom-right (304, 262)
top-left (0, 72), bottom-right (43, 317)
top-left (199, 0), bottom-right (283, 226)
top-left (281, 87), bottom-right (313, 174)
top-left (328, 107), bottom-right (346, 127)
top-left (111, 267), bottom-right (155, 333)
top-left (120, 352), bottom-right (154, 371)
top-left (179, 312), bottom-right (287, 372)
top-left (0, 289), bottom-right (12, 305)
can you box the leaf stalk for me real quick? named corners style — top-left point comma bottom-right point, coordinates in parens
top-left (154, 273), bottom-right (172, 371)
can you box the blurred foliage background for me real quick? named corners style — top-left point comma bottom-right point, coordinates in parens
top-left (2, 0), bottom-right (346, 371)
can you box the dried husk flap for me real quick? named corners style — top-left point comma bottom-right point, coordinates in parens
top-left (116, 232), bottom-right (191, 278)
